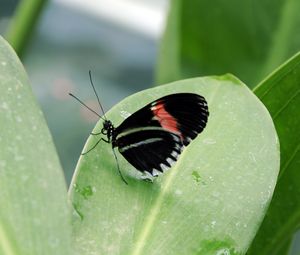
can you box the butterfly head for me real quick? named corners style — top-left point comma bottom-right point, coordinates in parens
top-left (102, 120), bottom-right (114, 140)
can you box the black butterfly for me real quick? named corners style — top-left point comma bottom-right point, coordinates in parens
top-left (70, 72), bottom-right (209, 184)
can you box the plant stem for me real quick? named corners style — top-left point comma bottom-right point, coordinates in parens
top-left (5, 0), bottom-right (48, 58)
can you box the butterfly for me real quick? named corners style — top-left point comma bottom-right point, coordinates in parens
top-left (70, 72), bottom-right (209, 184)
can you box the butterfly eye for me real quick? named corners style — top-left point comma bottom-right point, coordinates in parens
top-left (103, 121), bottom-right (109, 129)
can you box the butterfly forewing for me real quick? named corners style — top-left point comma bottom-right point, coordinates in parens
top-left (113, 93), bottom-right (209, 176)
top-left (151, 93), bottom-right (209, 145)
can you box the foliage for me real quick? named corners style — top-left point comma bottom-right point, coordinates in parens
top-left (69, 75), bottom-right (279, 254)
top-left (156, 0), bottom-right (300, 88)
top-left (157, 1), bottom-right (300, 254)
top-left (0, 36), bottom-right (72, 254)
top-left (2, 0), bottom-right (300, 254)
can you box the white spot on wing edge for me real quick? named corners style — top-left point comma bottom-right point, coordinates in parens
top-left (166, 157), bottom-right (176, 166)
top-left (171, 151), bottom-right (179, 159)
top-left (171, 134), bottom-right (181, 142)
top-left (185, 137), bottom-right (192, 143)
top-left (152, 169), bottom-right (161, 176)
top-left (159, 163), bottom-right (169, 172)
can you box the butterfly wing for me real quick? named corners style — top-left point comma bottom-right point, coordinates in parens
top-left (114, 93), bottom-right (209, 175)
top-left (116, 128), bottom-right (183, 176)
top-left (150, 93), bottom-right (209, 146)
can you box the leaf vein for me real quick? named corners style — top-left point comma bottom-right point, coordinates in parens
top-left (273, 88), bottom-right (300, 120)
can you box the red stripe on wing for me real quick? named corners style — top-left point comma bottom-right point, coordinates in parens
top-left (151, 101), bottom-right (183, 139)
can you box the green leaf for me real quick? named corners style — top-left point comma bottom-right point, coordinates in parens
top-left (156, 0), bottom-right (300, 87)
top-left (0, 36), bottom-right (72, 254)
top-left (69, 75), bottom-right (279, 254)
top-left (275, 237), bottom-right (292, 255)
top-left (247, 52), bottom-right (300, 255)
top-left (155, 0), bottom-right (181, 84)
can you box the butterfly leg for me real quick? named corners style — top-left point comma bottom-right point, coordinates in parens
top-left (81, 138), bottom-right (109, 155)
top-left (112, 148), bottom-right (128, 185)
top-left (91, 128), bottom-right (107, 136)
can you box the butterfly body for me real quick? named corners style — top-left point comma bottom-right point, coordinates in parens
top-left (99, 93), bottom-right (209, 178)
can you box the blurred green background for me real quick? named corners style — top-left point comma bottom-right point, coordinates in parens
top-left (0, 0), bottom-right (168, 183)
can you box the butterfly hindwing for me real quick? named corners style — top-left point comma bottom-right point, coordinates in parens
top-left (115, 127), bottom-right (183, 175)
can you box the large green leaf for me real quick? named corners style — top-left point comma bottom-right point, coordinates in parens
top-left (156, 0), bottom-right (300, 87)
top-left (69, 75), bottom-right (279, 254)
top-left (247, 52), bottom-right (300, 255)
top-left (0, 36), bottom-right (72, 254)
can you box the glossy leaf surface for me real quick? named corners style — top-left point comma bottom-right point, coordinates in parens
top-left (70, 75), bottom-right (279, 255)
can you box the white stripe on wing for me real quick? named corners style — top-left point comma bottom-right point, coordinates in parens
top-left (119, 137), bottom-right (163, 152)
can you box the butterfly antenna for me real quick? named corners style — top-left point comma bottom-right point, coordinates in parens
top-left (69, 93), bottom-right (105, 120)
top-left (112, 148), bottom-right (128, 185)
top-left (89, 70), bottom-right (107, 120)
